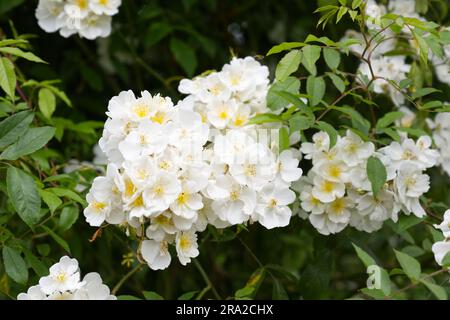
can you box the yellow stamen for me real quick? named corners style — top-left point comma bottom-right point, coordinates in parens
top-left (321, 180), bottom-right (334, 193)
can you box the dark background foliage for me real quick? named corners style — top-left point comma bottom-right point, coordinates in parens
top-left (0, 0), bottom-right (449, 300)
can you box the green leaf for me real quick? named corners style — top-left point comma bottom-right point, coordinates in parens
top-left (327, 73), bottom-right (345, 93)
top-left (2, 246), bottom-right (28, 284)
top-left (0, 110), bottom-right (33, 149)
top-left (441, 251), bottom-right (450, 267)
top-left (145, 21), bottom-right (173, 47)
top-left (248, 113), bottom-right (281, 124)
top-left (0, 0), bottom-right (24, 16)
top-left (117, 295), bottom-right (142, 300)
top-left (235, 267), bottom-right (266, 299)
top-left (411, 30), bottom-right (428, 66)
top-left (177, 291), bottom-right (198, 300)
top-left (352, 243), bottom-right (376, 268)
top-left (58, 205), bottom-right (79, 232)
top-left (143, 291), bottom-right (164, 300)
top-left (379, 268), bottom-right (391, 296)
top-left (267, 77), bottom-right (301, 110)
top-left (289, 113), bottom-right (315, 132)
top-left (38, 189), bottom-right (62, 214)
top-left (272, 278), bottom-right (289, 300)
top-left (235, 286), bottom-right (255, 299)
top-left (375, 111), bottom-right (404, 129)
top-left (265, 264), bottom-right (299, 283)
top-left (306, 76), bottom-right (325, 106)
top-left (37, 244), bottom-right (50, 257)
top-left (394, 249), bottom-right (421, 280)
top-left (323, 48), bottom-right (341, 70)
top-left (366, 156), bottom-right (387, 197)
top-left (22, 248), bottom-right (48, 277)
top-left (279, 127), bottom-right (289, 152)
top-left (0, 47), bottom-right (46, 63)
top-left (40, 225), bottom-right (71, 254)
top-left (38, 88), bottom-right (56, 119)
top-left (1, 126), bottom-right (56, 160)
top-left (47, 187), bottom-right (86, 206)
top-left (397, 215), bottom-right (424, 232)
top-left (352, 0), bottom-right (363, 9)
top-left (411, 87), bottom-right (440, 100)
top-left (6, 166), bottom-right (42, 227)
top-left (275, 91), bottom-right (309, 111)
top-left (315, 121), bottom-right (338, 148)
top-left (360, 288), bottom-right (387, 300)
top-left (266, 42), bottom-right (305, 56)
top-left (301, 45), bottom-right (321, 75)
top-left (348, 9), bottom-right (358, 21)
top-left (170, 38), bottom-right (197, 77)
top-left (0, 57), bottom-right (15, 99)
top-left (336, 6), bottom-right (348, 22)
top-left (275, 50), bottom-right (301, 82)
top-left (420, 280), bottom-right (447, 300)
top-left (332, 105), bottom-right (370, 134)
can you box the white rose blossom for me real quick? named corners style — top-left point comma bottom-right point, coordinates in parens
top-left (18, 256), bottom-right (115, 300)
top-left (35, 0), bottom-right (121, 40)
top-left (85, 57), bottom-right (302, 270)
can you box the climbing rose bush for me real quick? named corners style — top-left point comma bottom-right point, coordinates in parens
top-left (1, 0), bottom-right (450, 301)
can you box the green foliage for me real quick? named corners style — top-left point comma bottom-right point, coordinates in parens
top-left (0, 0), bottom-right (448, 301)
top-left (366, 156), bottom-right (387, 198)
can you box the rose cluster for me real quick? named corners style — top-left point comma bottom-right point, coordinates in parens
top-left (84, 57), bottom-right (302, 270)
top-left (177, 56), bottom-right (270, 130)
top-left (35, 0), bottom-right (121, 40)
top-left (18, 256), bottom-right (115, 300)
top-left (296, 130), bottom-right (438, 235)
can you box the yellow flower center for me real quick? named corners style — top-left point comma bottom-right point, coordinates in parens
top-left (99, 0), bottom-right (109, 5)
top-left (132, 194), bottom-right (144, 207)
top-left (330, 198), bottom-right (345, 214)
top-left (56, 272), bottom-right (67, 282)
top-left (321, 180), bottom-right (335, 193)
top-left (232, 75), bottom-right (241, 85)
top-left (158, 160), bottom-right (170, 170)
top-left (177, 192), bottom-right (190, 205)
top-left (268, 199), bottom-right (278, 208)
top-left (402, 150), bottom-right (417, 160)
top-left (154, 214), bottom-right (172, 226)
top-left (230, 190), bottom-right (239, 201)
top-left (311, 196), bottom-right (321, 206)
top-left (124, 179), bottom-right (136, 198)
top-left (76, 0), bottom-right (88, 9)
top-left (219, 110), bottom-right (229, 120)
top-left (328, 165), bottom-right (342, 179)
top-left (153, 185), bottom-right (165, 196)
top-left (133, 104), bottom-right (149, 118)
top-left (179, 234), bottom-right (191, 250)
top-left (244, 164), bottom-right (257, 177)
top-left (93, 201), bottom-right (106, 212)
top-left (151, 112), bottom-right (166, 124)
top-left (233, 116), bottom-right (246, 126)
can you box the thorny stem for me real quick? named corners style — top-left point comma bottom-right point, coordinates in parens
top-left (193, 259), bottom-right (222, 300)
top-left (111, 263), bottom-right (143, 295)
